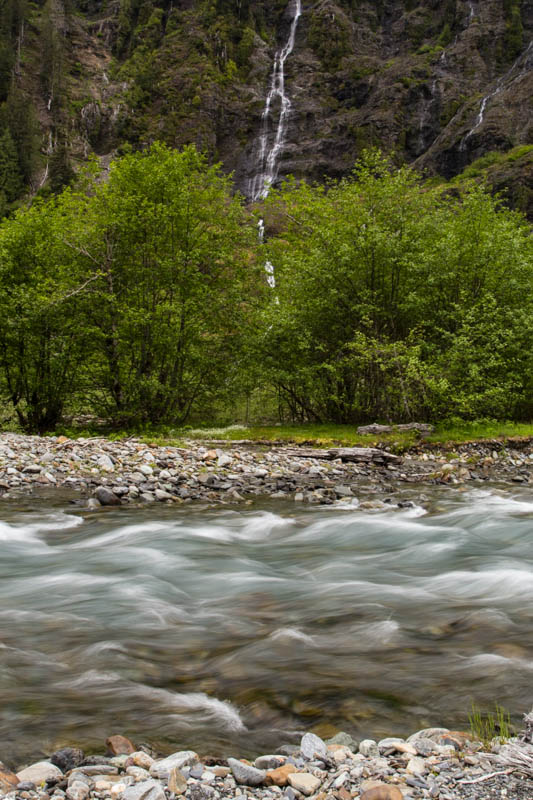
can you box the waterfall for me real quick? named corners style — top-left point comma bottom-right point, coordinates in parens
top-left (248, 0), bottom-right (302, 202)
top-left (461, 39), bottom-right (532, 149)
top-left (258, 218), bottom-right (276, 288)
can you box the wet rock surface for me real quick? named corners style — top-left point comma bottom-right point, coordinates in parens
top-left (0, 433), bottom-right (532, 510)
top-left (3, 729), bottom-right (533, 800)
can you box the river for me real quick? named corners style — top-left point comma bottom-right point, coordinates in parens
top-left (2, 485), bottom-right (533, 765)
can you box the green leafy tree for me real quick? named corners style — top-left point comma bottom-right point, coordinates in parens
top-left (0, 194), bottom-right (94, 432)
top-left (71, 143), bottom-right (261, 423)
top-left (261, 152), bottom-right (533, 422)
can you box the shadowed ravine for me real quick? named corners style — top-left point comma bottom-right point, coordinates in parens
top-left (2, 487), bottom-right (533, 766)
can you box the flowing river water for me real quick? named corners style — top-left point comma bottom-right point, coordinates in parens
top-left (2, 485), bottom-right (533, 766)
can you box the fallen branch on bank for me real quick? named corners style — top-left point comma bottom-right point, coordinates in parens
top-left (282, 447), bottom-right (402, 464)
top-left (458, 769), bottom-right (514, 784)
top-left (495, 741), bottom-right (533, 778)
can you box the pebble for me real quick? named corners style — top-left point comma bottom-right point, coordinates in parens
top-left (406, 757), bottom-right (426, 775)
top-left (227, 758), bottom-right (266, 786)
top-left (266, 765), bottom-right (298, 787)
top-left (0, 767), bottom-right (18, 794)
top-left (167, 769), bottom-right (186, 794)
top-left (66, 782), bottom-right (89, 800)
top-left (255, 757), bottom-right (285, 771)
top-left (360, 786), bottom-right (403, 800)
top-left (149, 752), bottom-right (198, 779)
top-left (359, 740), bottom-right (379, 758)
top-left (128, 754), bottom-right (154, 771)
top-left (0, 433), bottom-right (527, 511)
top-left (300, 733), bottom-right (328, 761)
top-left (4, 724), bottom-right (533, 800)
top-left (122, 780), bottom-right (165, 800)
top-left (106, 737), bottom-right (136, 756)
top-left (287, 773), bottom-right (321, 795)
top-left (16, 763), bottom-right (63, 786)
top-left (50, 750), bottom-right (84, 773)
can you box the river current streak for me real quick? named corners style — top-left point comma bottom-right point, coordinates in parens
top-left (2, 487), bottom-right (533, 765)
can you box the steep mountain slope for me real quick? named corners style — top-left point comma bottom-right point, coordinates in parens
top-left (1, 0), bottom-right (531, 212)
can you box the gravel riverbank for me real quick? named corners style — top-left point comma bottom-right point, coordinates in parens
top-left (0, 433), bottom-right (532, 508)
top-left (2, 728), bottom-right (533, 800)
top-left (0, 433), bottom-right (533, 509)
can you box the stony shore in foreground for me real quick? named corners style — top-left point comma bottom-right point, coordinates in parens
top-left (0, 433), bottom-right (532, 508)
top-left (2, 727), bottom-right (533, 800)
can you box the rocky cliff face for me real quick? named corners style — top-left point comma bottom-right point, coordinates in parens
top-left (2, 0), bottom-right (532, 212)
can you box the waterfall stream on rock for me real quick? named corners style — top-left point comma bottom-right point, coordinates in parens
top-left (248, 0), bottom-right (302, 202)
top-left (461, 39), bottom-right (532, 149)
top-left (250, 0), bottom-right (301, 292)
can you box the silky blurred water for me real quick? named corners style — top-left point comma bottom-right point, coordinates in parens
top-left (2, 486), bottom-right (533, 765)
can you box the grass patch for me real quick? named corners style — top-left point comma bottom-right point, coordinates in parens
top-left (48, 419), bottom-right (533, 451)
top-left (469, 702), bottom-right (512, 748)
top-left (429, 419), bottom-right (533, 444)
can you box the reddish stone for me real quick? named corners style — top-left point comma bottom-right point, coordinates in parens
top-left (0, 765), bottom-right (18, 794)
top-left (265, 764), bottom-right (299, 787)
top-left (105, 735), bottom-right (136, 755)
top-left (361, 785), bottom-right (403, 800)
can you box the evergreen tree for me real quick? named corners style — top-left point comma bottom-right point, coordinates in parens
top-left (49, 135), bottom-right (74, 193)
top-left (0, 127), bottom-right (22, 203)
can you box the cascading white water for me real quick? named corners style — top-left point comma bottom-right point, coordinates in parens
top-left (258, 218), bottom-right (276, 288)
top-left (460, 39), bottom-right (532, 149)
top-left (248, 0), bottom-right (302, 202)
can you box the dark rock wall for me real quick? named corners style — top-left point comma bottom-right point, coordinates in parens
top-left (5, 0), bottom-right (533, 207)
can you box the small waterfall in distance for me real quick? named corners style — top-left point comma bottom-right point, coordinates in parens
top-left (460, 39), bottom-right (532, 150)
top-left (249, 0), bottom-right (302, 291)
top-left (248, 0), bottom-right (302, 202)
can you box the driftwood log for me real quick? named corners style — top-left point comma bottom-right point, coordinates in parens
top-left (357, 423), bottom-right (434, 435)
top-left (282, 447), bottom-right (401, 464)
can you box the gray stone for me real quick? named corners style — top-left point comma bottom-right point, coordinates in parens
top-left (122, 779), bottom-right (166, 800)
top-left (16, 783), bottom-right (36, 792)
top-left (155, 489), bottom-right (173, 501)
top-left (189, 785), bottom-right (214, 800)
top-left (254, 756), bottom-right (285, 771)
top-left (94, 486), bottom-right (121, 506)
top-left (326, 732), bottom-right (358, 750)
top-left (217, 455), bottom-right (232, 468)
top-left (377, 738), bottom-right (406, 754)
top-left (415, 738), bottom-right (437, 757)
top-left (66, 781), bottom-right (90, 800)
top-left (98, 455), bottom-right (115, 471)
top-left (82, 765), bottom-right (118, 775)
top-left (17, 763), bottom-right (63, 786)
top-left (189, 764), bottom-right (204, 779)
top-left (407, 728), bottom-right (449, 744)
top-left (150, 752), bottom-right (198, 779)
top-left (335, 485), bottom-right (353, 497)
top-left (227, 758), bottom-right (266, 786)
top-left (332, 772), bottom-right (349, 789)
top-left (300, 732), bottom-right (328, 761)
top-left (139, 465), bottom-right (153, 476)
top-left (359, 739), bottom-right (379, 758)
top-left (50, 749), bottom-right (84, 773)
top-left (126, 767), bottom-right (151, 781)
